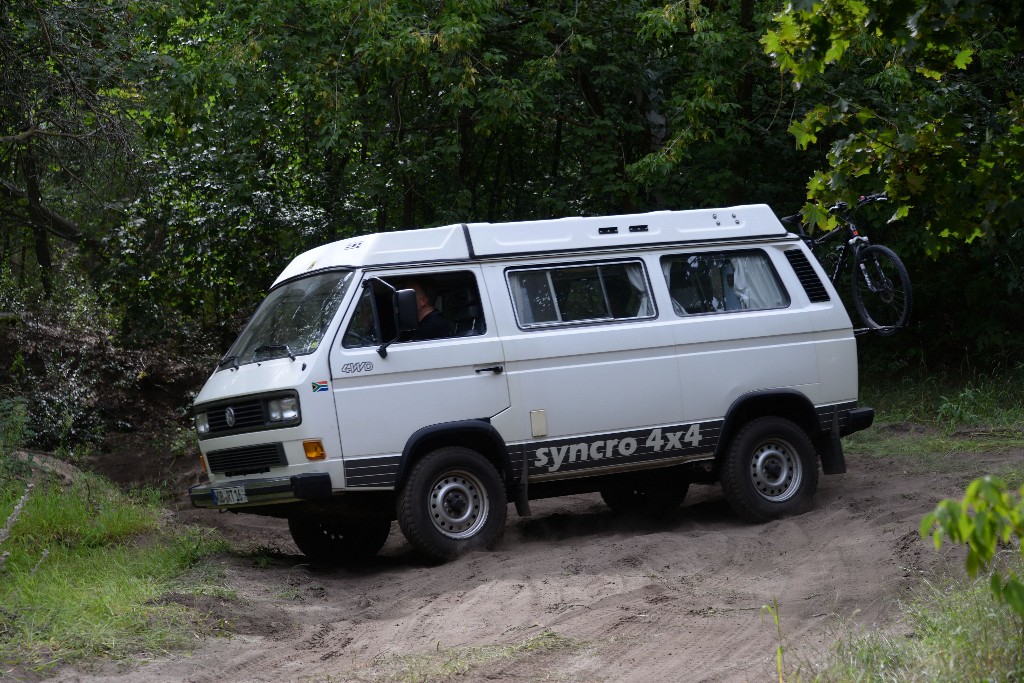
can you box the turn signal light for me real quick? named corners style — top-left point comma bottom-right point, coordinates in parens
top-left (303, 440), bottom-right (326, 460)
top-left (199, 453), bottom-right (209, 474)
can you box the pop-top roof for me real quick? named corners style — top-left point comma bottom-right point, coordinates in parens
top-left (272, 204), bottom-right (787, 287)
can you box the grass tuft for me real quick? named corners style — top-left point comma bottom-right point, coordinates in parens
top-left (0, 468), bottom-right (226, 675)
top-left (810, 556), bottom-right (1024, 682)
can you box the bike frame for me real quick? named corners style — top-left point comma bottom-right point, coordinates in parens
top-left (806, 200), bottom-right (881, 292)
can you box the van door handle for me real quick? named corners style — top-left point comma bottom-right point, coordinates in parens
top-left (475, 365), bottom-right (504, 375)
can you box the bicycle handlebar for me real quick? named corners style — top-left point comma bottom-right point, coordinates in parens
top-left (857, 192), bottom-right (887, 206)
top-left (782, 192), bottom-right (888, 232)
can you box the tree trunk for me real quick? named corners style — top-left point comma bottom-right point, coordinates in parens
top-left (22, 148), bottom-right (54, 298)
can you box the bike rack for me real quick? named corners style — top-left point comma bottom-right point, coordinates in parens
top-left (853, 326), bottom-right (900, 337)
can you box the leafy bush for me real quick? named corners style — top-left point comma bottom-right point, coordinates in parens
top-left (921, 476), bottom-right (1024, 618)
top-left (0, 397), bottom-right (32, 479)
top-left (26, 358), bottom-right (104, 453)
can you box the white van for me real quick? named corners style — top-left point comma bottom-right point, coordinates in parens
top-left (189, 205), bottom-right (873, 562)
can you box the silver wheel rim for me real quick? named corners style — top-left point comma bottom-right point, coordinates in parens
top-left (749, 438), bottom-right (802, 502)
top-left (428, 469), bottom-right (490, 539)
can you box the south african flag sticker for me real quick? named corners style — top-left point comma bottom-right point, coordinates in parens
top-left (311, 380), bottom-right (329, 393)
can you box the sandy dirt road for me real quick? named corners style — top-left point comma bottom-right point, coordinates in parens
top-left (55, 447), bottom-right (1004, 683)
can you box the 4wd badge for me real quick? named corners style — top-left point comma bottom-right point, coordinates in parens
top-left (340, 362), bottom-right (374, 374)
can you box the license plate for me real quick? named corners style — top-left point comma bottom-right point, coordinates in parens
top-left (212, 486), bottom-right (247, 505)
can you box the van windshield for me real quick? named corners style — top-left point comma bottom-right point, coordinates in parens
top-left (220, 270), bottom-right (354, 369)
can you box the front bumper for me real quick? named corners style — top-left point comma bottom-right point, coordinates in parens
top-left (189, 472), bottom-right (332, 509)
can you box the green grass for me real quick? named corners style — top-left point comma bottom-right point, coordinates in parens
top-left (806, 557), bottom-right (1024, 682)
top-left (859, 362), bottom-right (1024, 430)
top-left (848, 364), bottom-right (1024, 475)
top-left (0, 469), bottom-right (226, 676)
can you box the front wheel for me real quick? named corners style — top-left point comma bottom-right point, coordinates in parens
top-left (720, 417), bottom-right (818, 523)
top-left (288, 514), bottom-right (391, 563)
top-left (851, 244), bottom-right (912, 334)
top-left (396, 447), bottom-right (507, 562)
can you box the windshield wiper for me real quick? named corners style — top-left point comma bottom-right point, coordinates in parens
top-left (253, 344), bottom-right (296, 361)
top-left (217, 355), bottom-right (240, 369)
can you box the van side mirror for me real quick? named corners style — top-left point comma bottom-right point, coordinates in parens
top-left (395, 289), bottom-right (418, 333)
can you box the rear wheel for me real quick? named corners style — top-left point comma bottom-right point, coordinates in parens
top-left (721, 417), bottom-right (818, 523)
top-left (851, 244), bottom-right (912, 334)
top-left (288, 514), bottom-right (391, 563)
top-left (397, 447), bottom-right (507, 562)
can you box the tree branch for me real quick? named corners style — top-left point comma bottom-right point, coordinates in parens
top-left (0, 178), bottom-right (96, 248)
top-left (0, 126), bottom-right (104, 144)
top-left (0, 127), bottom-right (39, 144)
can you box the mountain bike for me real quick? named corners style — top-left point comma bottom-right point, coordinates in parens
top-left (782, 194), bottom-right (912, 335)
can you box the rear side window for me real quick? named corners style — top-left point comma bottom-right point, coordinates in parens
top-left (508, 261), bottom-right (654, 327)
top-left (661, 250), bottom-right (789, 315)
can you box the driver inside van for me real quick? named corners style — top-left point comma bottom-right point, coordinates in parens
top-left (401, 279), bottom-right (452, 341)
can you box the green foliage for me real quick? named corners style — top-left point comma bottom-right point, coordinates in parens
top-left (26, 358), bottom-right (104, 453)
top-left (764, 0), bottom-right (1024, 361)
top-left (0, 0), bottom-right (1020, 363)
top-left (764, 0), bottom-right (1024, 247)
top-left (1, 0), bottom-right (141, 301)
top-left (0, 397), bottom-right (32, 477)
top-left (921, 476), bottom-right (1024, 618)
top-left (761, 596), bottom-right (786, 683)
top-left (103, 0), bottom-right (819, 343)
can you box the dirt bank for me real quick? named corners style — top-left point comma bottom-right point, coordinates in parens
top-left (55, 449), bottom-right (1004, 683)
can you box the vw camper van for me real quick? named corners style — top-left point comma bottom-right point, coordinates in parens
top-left (189, 205), bottom-right (873, 562)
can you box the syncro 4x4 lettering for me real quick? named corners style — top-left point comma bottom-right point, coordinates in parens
top-left (189, 204), bottom-right (874, 564)
top-left (530, 422), bottom-right (720, 476)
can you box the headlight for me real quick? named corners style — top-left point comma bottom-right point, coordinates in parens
top-left (267, 396), bottom-right (299, 423)
top-left (194, 412), bottom-right (210, 435)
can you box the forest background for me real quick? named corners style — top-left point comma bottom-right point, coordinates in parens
top-left (1, 0), bottom-right (1022, 453)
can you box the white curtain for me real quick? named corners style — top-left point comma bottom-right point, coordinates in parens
top-left (509, 272), bottom-right (536, 324)
top-left (624, 263), bottom-right (654, 317)
top-left (733, 254), bottom-right (788, 309)
top-left (661, 258), bottom-right (688, 316)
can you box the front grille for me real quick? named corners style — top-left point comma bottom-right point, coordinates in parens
top-left (207, 399), bottom-right (265, 433)
top-left (206, 443), bottom-right (287, 476)
top-left (195, 391), bottom-right (301, 440)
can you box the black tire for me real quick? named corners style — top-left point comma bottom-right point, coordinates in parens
top-left (288, 514), bottom-right (391, 563)
top-left (850, 244), bottom-right (912, 334)
top-left (721, 417), bottom-right (818, 523)
top-left (600, 477), bottom-right (689, 518)
top-left (396, 447), bottom-right (507, 562)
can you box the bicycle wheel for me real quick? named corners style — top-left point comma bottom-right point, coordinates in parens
top-left (850, 244), bottom-right (912, 334)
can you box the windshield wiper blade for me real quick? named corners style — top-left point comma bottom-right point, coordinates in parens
top-left (217, 355), bottom-right (239, 369)
top-left (252, 344), bottom-right (296, 361)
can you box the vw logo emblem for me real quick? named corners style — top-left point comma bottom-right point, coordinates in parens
top-left (224, 406), bottom-right (236, 427)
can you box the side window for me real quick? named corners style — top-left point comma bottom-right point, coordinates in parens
top-left (507, 261), bottom-right (654, 327)
top-left (661, 250), bottom-right (789, 315)
top-left (342, 271), bottom-right (486, 348)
